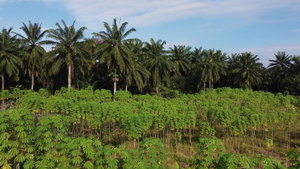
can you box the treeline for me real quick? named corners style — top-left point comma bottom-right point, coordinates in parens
top-left (1, 19), bottom-right (300, 95)
top-left (0, 87), bottom-right (299, 168)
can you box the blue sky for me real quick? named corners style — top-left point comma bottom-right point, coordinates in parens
top-left (1, 0), bottom-right (300, 66)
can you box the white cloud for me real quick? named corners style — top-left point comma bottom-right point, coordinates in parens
top-left (0, 0), bottom-right (8, 3)
top-left (0, 0), bottom-right (19, 4)
top-left (165, 41), bottom-right (192, 49)
top-left (31, 0), bottom-right (300, 30)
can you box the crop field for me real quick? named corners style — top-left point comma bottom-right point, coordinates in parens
top-left (0, 87), bottom-right (299, 168)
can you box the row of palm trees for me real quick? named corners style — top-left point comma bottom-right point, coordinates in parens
top-left (1, 19), bottom-right (300, 95)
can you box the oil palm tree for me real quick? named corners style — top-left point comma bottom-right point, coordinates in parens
top-left (93, 18), bottom-right (137, 93)
top-left (143, 38), bottom-right (173, 94)
top-left (46, 20), bottom-right (87, 89)
top-left (201, 49), bottom-right (227, 90)
top-left (0, 27), bottom-right (23, 90)
top-left (226, 53), bottom-right (239, 87)
top-left (282, 56), bottom-right (300, 95)
top-left (191, 47), bottom-right (203, 67)
top-left (38, 50), bottom-right (55, 89)
top-left (233, 52), bottom-right (263, 89)
top-left (166, 45), bottom-right (191, 92)
top-left (72, 39), bottom-right (95, 89)
top-left (0, 27), bottom-right (23, 110)
top-left (187, 47), bottom-right (203, 91)
top-left (268, 52), bottom-right (291, 74)
top-left (169, 45), bottom-right (191, 76)
top-left (290, 56), bottom-right (300, 74)
top-left (14, 22), bottom-right (47, 90)
top-left (267, 51), bottom-right (291, 92)
top-left (124, 40), bottom-right (150, 92)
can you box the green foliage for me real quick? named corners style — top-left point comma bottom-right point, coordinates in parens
top-left (216, 153), bottom-right (251, 169)
top-left (0, 90), bottom-right (11, 100)
top-left (193, 137), bottom-right (225, 168)
top-left (114, 90), bottom-right (132, 101)
top-left (194, 137), bottom-right (287, 169)
top-left (287, 148), bottom-right (300, 169)
top-left (199, 121), bottom-right (216, 137)
top-left (0, 108), bottom-right (35, 168)
top-left (250, 154), bottom-right (286, 169)
top-left (139, 138), bottom-right (166, 169)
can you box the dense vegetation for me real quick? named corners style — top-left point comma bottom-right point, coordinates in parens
top-left (1, 19), bottom-right (300, 95)
top-left (0, 87), bottom-right (299, 168)
top-left (1, 18), bottom-right (300, 168)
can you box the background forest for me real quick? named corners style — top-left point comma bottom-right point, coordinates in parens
top-left (0, 19), bottom-right (300, 96)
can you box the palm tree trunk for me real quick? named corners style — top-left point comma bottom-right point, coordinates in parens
top-left (47, 76), bottom-right (51, 88)
top-left (113, 80), bottom-right (117, 95)
top-left (1, 72), bottom-right (4, 90)
top-left (125, 76), bottom-right (128, 92)
top-left (31, 72), bottom-right (34, 90)
top-left (68, 65), bottom-right (72, 89)
top-left (50, 77), bottom-right (53, 90)
top-left (1, 72), bottom-right (4, 111)
top-left (156, 85), bottom-right (159, 94)
top-left (76, 72), bottom-right (79, 90)
top-left (203, 82), bottom-right (206, 91)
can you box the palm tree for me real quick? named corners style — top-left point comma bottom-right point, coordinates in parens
top-left (268, 52), bottom-right (291, 74)
top-left (0, 27), bottom-right (23, 90)
top-left (169, 45), bottom-right (191, 76)
top-left (0, 28), bottom-right (23, 110)
top-left (290, 56), bottom-right (300, 74)
top-left (233, 52), bottom-right (263, 89)
top-left (46, 20), bottom-right (87, 89)
top-left (188, 47), bottom-right (203, 91)
top-left (267, 51), bottom-right (291, 92)
top-left (124, 40), bottom-right (150, 92)
top-left (72, 39), bottom-right (95, 89)
top-left (38, 50), bottom-right (55, 89)
top-left (143, 38), bottom-right (173, 94)
top-left (201, 49), bottom-right (227, 90)
top-left (15, 22), bottom-right (47, 90)
top-left (93, 18), bottom-right (137, 93)
top-left (191, 47), bottom-right (203, 65)
top-left (166, 45), bottom-right (192, 92)
top-left (226, 53), bottom-right (239, 87)
top-left (282, 56), bottom-right (300, 95)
